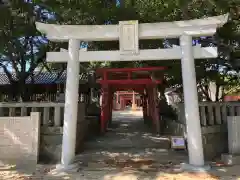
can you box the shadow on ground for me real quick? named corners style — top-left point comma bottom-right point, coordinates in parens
top-left (1, 110), bottom-right (240, 179)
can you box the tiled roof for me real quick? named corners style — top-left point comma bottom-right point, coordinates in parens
top-left (0, 71), bottom-right (88, 85)
top-left (0, 73), bottom-right (17, 84)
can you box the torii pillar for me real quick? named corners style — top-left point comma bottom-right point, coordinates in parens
top-left (132, 91), bottom-right (137, 110)
top-left (61, 39), bottom-right (80, 166)
top-left (180, 35), bottom-right (204, 167)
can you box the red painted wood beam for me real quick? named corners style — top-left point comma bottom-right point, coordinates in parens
top-left (116, 91), bottom-right (140, 94)
top-left (112, 86), bottom-right (145, 92)
top-left (113, 89), bottom-right (144, 93)
top-left (96, 66), bottom-right (166, 73)
top-left (116, 95), bottom-right (140, 98)
top-left (98, 79), bottom-right (162, 85)
top-left (103, 71), bottom-right (107, 80)
top-left (118, 94), bottom-right (140, 98)
top-left (107, 73), bottom-right (151, 79)
top-left (120, 95), bottom-right (138, 99)
top-left (115, 92), bottom-right (139, 95)
top-left (128, 72), bottom-right (131, 79)
top-left (116, 91), bottom-right (138, 93)
top-left (112, 85), bottom-right (145, 88)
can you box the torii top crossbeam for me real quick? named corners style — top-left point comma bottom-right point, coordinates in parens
top-left (36, 14), bottom-right (228, 63)
top-left (36, 14), bottom-right (228, 42)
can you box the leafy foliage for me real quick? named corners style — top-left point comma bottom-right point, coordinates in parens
top-left (0, 1), bottom-right (67, 100)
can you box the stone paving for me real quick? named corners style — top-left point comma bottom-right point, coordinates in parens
top-left (1, 110), bottom-right (240, 179)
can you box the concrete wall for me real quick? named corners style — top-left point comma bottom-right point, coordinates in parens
top-left (164, 120), bottom-right (228, 160)
top-left (202, 125), bottom-right (228, 160)
top-left (75, 103), bottom-right (87, 153)
top-left (86, 115), bottom-right (101, 138)
top-left (39, 103), bottom-right (90, 163)
top-left (39, 127), bottom-right (63, 163)
top-left (0, 112), bottom-right (40, 166)
top-left (164, 119), bottom-right (186, 136)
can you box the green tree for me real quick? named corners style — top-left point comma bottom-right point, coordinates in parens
top-left (34, 0), bottom-right (240, 101)
top-left (0, 1), bottom-right (66, 101)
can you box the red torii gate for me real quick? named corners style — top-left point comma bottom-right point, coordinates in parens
top-left (114, 91), bottom-right (141, 110)
top-left (96, 66), bottom-right (165, 134)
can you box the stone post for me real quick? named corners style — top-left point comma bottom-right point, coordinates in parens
top-left (61, 39), bottom-right (80, 167)
top-left (116, 91), bottom-right (120, 110)
top-left (180, 35), bottom-right (204, 167)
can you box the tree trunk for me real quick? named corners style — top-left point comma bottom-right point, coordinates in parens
top-left (215, 83), bottom-right (220, 102)
top-left (198, 85), bottom-right (212, 101)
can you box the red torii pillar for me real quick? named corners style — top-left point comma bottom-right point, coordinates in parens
top-left (152, 85), bottom-right (160, 134)
top-left (132, 91), bottom-right (137, 111)
top-left (142, 94), bottom-right (148, 124)
top-left (101, 85), bottom-right (109, 133)
top-left (108, 91), bottom-right (113, 125)
top-left (146, 88), bottom-right (151, 121)
top-left (147, 86), bottom-right (153, 124)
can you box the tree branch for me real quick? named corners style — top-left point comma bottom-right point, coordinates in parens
top-left (0, 62), bottom-right (14, 82)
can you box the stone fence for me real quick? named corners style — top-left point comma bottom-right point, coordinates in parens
top-left (0, 102), bottom-right (65, 126)
top-left (175, 102), bottom-right (240, 125)
top-left (0, 102), bottom-right (100, 163)
top-left (164, 102), bottom-right (240, 160)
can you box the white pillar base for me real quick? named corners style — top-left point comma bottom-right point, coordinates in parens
top-left (54, 163), bottom-right (80, 173)
top-left (180, 163), bottom-right (211, 172)
top-left (221, 153), bottom-right (240, 165)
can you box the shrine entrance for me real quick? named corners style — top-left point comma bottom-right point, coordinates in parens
top-left (36, 14), bottom-right (228, 169)
top-left (96, 66), bottom-right (165, 134)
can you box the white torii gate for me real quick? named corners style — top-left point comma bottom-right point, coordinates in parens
top-left (36, 14), bottom-right (228, 170)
